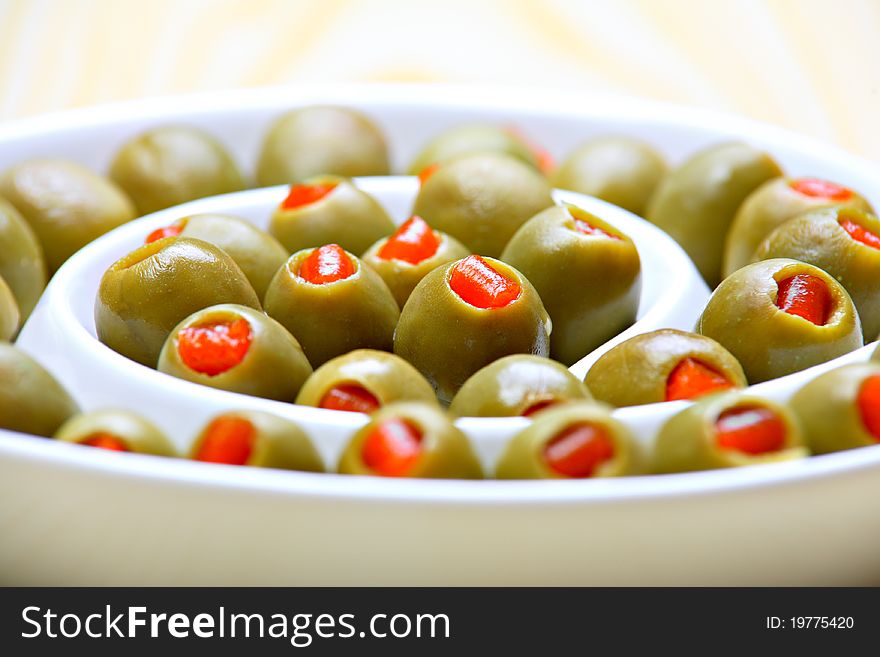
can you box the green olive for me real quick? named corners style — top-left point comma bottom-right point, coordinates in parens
top-left (264, 247), bottom-right (399, 368)
top-left (338, 402), bottom-right (482, 479)
top-left (295, 349), bottom-right (437, 410)
top-left (0, 196), bottom-right (46, 320)
top-left (407, 123), bottom-right (542, 175)
top-left (646, 142), bottom-right (783, 285)
top-left (652, 392), bottom-right (807, 473)
top-left (412, 152), bottom-right (555, 257)
top-left (585, 329), bottom-right (747, 407)
top-left (0, 158), bottom-right (136, 272)
top-left (55, 409), bottom-right (176, 456)
top-left (0, 343), bottom-right (79, 436)
top-left (449, 354), bottom-right (592, 418)
top-left (165, 213), bottom-right (288, 301)
top-left (723, 176), bottom-right (873, 277)
top-left (754, 207), bottom-right (880, 340)
top-left (109, 125), bottom-right (245, 215)
top-left (361, 218), bottom-right (470, 308)
top-left (256, 106), bottom-right (390, 186)
top-left (269, 176), bottom-right (395, 255)
top-left (789, 363), bottom-right (880, 454)
top-left (190, 410), bottom-right (324, 472)
top-left (500, 204), bottom-right (641, 365)
top-left (495, 401), bottom-right (643, 478)
top-left (158, 304), bottom-right (312, 401)
top-left (394, 256), bottom-right (551, 403)
top-left (552, 136), bottom-right (667, 216)
top-left (696, 259), bottom-right (862, 383)
top-left (95, 237), bottom-right (261, 367)
top-left (0, 275), bottom-right (20, 341)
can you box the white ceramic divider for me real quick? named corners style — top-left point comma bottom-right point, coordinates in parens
top-left (16, 178), bottom-right (709, 470)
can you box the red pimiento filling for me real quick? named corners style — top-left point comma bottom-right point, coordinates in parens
top-left (775, 274), bottom-right (832, 326)
top-left (567, 206), bottom-right (620, 240)
top-left (506, 126), bottom-right (555, 174)
top-left (377, 216), bottom-right (441, 265)
top-left (80, 433), bottom-right (130, 452)
top-left (145, 225), bottom-right (183, 244)
top-left (319, 384), bottom-right (381, 413)
top-left (573, 218), bottom-right (620, 239)
top-left (178, 318), bottom-right (252, 376)
top-left (281, 182), bottom-right (337, 210)
top-left (534, 150), bottom-right (555, 175)
top-left (448, 255), bottom-right (521, 309)
top-left (715, 406), bottom-right (786, 455)
top-left (839, 216), bottom-right (880, 250)
top-left (195, 416), bottom-right (256, 465)
top-left (857, 375), bottom-right (880, 441)
top-left (543, 423), bottom-right (615, 478)
top-left (522, 399), bottom-right (560, 417)
top-left (298, 244), bottom-right (355, 284)
top-left (361, 418), bottom-right (423, 477)
top-left (789, 178), bottom-right (853, 202)
top-left (418, 163), bottom-right (440, 186)
top-left (665, 358), bottom-right (734, 402)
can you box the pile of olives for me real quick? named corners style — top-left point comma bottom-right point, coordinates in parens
top-left (90, 114), bottom-right (647, 411)
top-left (2, 104), bottom-right (879, 481)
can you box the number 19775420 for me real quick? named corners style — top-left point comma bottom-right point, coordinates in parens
top-left (766, 617), bottom-right (854, 630)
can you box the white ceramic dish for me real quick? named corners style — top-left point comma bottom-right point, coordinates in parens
top-left (2, 84), bottom-right (880, 585)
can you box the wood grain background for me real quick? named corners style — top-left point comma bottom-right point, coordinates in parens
top-left (0, 0), bottom-right (877, 163)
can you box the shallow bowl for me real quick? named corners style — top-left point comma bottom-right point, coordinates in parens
top-left (2, 85), bottom-right (880, 584)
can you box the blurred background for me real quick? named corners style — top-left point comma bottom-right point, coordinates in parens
top-left (0, 0), bottom-right (877, 162)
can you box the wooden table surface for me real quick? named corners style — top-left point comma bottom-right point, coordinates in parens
top-left (0, 0), bottom-right (877, 163)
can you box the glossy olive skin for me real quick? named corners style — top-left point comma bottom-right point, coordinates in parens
top-left (96, 237), bottom-right (261, 367)
top-left (585, 329), bottom-right (747, 407)
top-left (338, 402), bottom-right (483, 479)
top-left (191, 410), bottom-right (324, 472)
top-left (109, 125), bottom-right (244, 215)
top-left (0, 343), bottom-right (79, 437)
top-left (394, 257), bottom-right (551, 403)
top-left (0, 196), bottom-right (46, 320)
top-left (495, 402), bottom-right (643, 478)
top-left (552, 137), bottom-right (667, 216)
top-left (501, 204), bottom-right (641, 365)
top-left (264, 248), bottom-right (399, 368)
top-left (362, 228), bottom-right (470, 308)
top-left (158, 304), bottom-right (312, 401)
top-left (170, 213), bottom-right (288, 301)
top-left (270, 176), bottom-right (395, 255)
top-left (407, 124), bottom-right (541, 175)
top-left (789, 363), bottom-right (880, 454)
top-left (0, 159), bottom-right (136, 272)
top-left (696, 259), bottom-right (862, 383)
top-left (296, 349), bottom-right (437, 409)
top-left (646, 142), bottom-right (783, 285)
top-left (0, 275), bottom-right (20, 341)
top-left (412, 153), bottom-right (555, 257)
top-left (754, 208), bottom-right (880, 340)
top-left (723, 177), bottom-right (873, 277)
top-left (55, 409), bottom-right (176, 456)
top-left (652, 392), bottom-right (807, 473)
top-left (256, 106), bottom-right (390, 186)
top-left (449, 355), bottom-right (592, 418)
